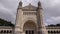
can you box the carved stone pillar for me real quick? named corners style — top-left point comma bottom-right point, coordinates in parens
top-left (37, 1), bottom-right (48, 34)
top-left (14, 1), bottom-right (23, 34)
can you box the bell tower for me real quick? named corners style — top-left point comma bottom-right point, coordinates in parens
top-left (14, 1), bottom-right (48, 34)
top-left (14, 1), bottom-right (23, 34)
top-left (37, 1), bottom-right (48, 34)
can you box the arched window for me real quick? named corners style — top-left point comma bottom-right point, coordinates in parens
top-left (26, 30), bottom-right (28, 34)
top-left (7, 30), bottom-right (9, 33)
top-left (4, 30), bottom-right (6, 33)
top-left (57, 31), bottom-right (58, 33)
top-left (48, 31), bottom-right (50, 33)
top-left (54, 31), bottom-right (56, 33)
top-left (1, 30), bottom-right (3, 33)
top-left (32, 30), bottom-right (34, 34)
top-left (59, 31), bottom-right (60, 33)
top-left (51, 31), bottom-right (53, 33)
top-left (9, 30), bottom-right (12, 33)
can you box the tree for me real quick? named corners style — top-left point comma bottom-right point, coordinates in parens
top-left (0, 18), bottom-right (14, 27)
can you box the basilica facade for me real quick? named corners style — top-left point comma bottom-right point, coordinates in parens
top-left (14, 1), bottom-right (48, 34)
top-left (0, 1), bottom-right (60, 34)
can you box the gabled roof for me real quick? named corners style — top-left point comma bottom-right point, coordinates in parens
top-left (22, 3), bottom-right (37, 11)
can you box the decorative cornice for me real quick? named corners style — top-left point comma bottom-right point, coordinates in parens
top-left (22, 3), bottom-right (37, 11)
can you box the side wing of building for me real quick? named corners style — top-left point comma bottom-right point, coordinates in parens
top-left (0, 26), bottom-right (14, 34)
top-left (0, 26), bottom-right (60, 34)
top-left (46, 26), bottom-right (60, 34)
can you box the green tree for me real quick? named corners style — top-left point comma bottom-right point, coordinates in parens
top-left (0, 18), bottom-right (14, 27)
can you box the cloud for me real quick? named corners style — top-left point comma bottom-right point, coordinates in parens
top-left (0, 0), bottom-right (60, 25)
top-left (40, 0), bottom-right (60, 25)
top-left (46, 16), bottom-right (60, 25)
top-left (0, 0), bottom-right (19, 24)
top-left (22, 0), bottom-right (38, 7)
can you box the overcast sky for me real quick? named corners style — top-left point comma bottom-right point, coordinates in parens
top-left (0, 0), bottom-right (60, 25)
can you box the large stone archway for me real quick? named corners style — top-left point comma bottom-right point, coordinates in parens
top-left (15, 1), bottom-right (48, 34)
top-left (23, 20), bottom-right (37, 34)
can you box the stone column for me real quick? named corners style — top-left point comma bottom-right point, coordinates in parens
top-left (14, 1), bottom-right (23, 34)
top-left (37, 1), bottom-right (48, 34)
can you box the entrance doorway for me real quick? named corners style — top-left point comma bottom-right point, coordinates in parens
top-left (23, 20), bottom-right (37, 34)
top-left (25, 30), bottom-right (34, 34)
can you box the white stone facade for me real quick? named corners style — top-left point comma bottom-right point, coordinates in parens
top-left (14, 1), bottom-right (48, 34)
top-left (0, 26), bottom-right (60, 34)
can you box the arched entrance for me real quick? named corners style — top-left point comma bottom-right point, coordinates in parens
top-left (23, 20), bottom-right (37, 34)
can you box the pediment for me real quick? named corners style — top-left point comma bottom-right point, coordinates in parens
top-left (22, 3), bottom-right (37, 11)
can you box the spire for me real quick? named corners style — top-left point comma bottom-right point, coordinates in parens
top-left (38, 1), bottom-right (41, 7)
top-left (38, 1), bottom-right (42, 9)
top-left (19, 1), bottom-right (22, 6)
top-left (18, 1), bottom-right (22, 9)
